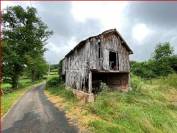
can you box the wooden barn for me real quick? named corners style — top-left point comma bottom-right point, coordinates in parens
top-left (61, 29), bottom-right (133, 95)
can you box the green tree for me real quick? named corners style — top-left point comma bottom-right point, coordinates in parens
top-left (131, 42), bottom-right (176, 78)
top-left (25, 55), bottom-right (48, 82)
top-left (2, 6), bottom-right (52, 88)
top-left (153, 42), bottom-right (174, 61)
top-left (131, 61), bottom-right (157, 79)
top-left (168, 55), bottom-right (177, 72)
top-left (152, 42), bottom-right (174, 76)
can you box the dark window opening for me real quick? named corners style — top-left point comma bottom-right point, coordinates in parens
top-left (98, 42), bottom-right (101, 58)
top-left (109, 51), bottom-right (118, 70)
top-left (62, 75), bottom-right (65, 81)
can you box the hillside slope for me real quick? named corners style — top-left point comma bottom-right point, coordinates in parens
top-left (46, 74), bottom-right (177, 133)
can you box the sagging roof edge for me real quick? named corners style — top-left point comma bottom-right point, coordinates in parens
top-left (64, 29), bottom-right (133, 59)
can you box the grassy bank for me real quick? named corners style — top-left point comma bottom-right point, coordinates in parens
top-left (1, 79), bottom-right (44, 116)
top-left (45, 74), bottom-right (177, 133)
top-left (2, 78), bottom-right (32, 94)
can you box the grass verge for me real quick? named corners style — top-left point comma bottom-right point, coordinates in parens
top-left (45, 74), bottom-right (177, 133)
top-left (45, 84), bottom-right (101, 132)
top-left (1, 80), bottom-right (44, 116)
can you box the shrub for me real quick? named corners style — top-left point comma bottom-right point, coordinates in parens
top-left (47, 77), bottom-right (62, 87)
top-left (100, 82), bottom-right (110, 92)
top-left (131, 61), bottom-right (158, 79)
top-left (2, 87), bottom-right (13, 94)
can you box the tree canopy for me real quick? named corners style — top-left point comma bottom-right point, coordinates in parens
top-left (3, 6), bottom-right (53, 88)
top-left (153, 42), bottom-right (174, 61)
top-left (131, 42), bottom-right (177, 79)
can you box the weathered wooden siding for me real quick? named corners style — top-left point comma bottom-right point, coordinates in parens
top-left (62, 41), bottom-right (90, 91)
top-left (89, 38), bottom-right (101, 70)
top-left (89, 33), bottom-right (130, 72)
top-left (102, 34), bottom-right (130, 71)
top-left (62, 30), bottom-right (131, 92)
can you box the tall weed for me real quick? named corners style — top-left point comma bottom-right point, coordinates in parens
top-left (131, 75), bottom-right (144, 92)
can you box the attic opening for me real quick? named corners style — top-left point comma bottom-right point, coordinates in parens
top-left (109, 51), bottom-right (118, 70)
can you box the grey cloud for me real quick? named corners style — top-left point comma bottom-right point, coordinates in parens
top-left (35, 2), bottom-right (102, 64)
top-left (75, 19), bottom-right (103, 41)
top-left (126, 2), bottom-right (177, 28)
top-left (13, 2), bottom-right (177, 63)
top-left (38, 3), bottom-right (75, 38)
top-left (119, 2), bottom-right (177, 61)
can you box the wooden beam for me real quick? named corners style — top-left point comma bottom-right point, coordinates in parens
top-left (88, 71), bottom-right (92, 93)
top-left (116, 53), bottom-right (118, 70)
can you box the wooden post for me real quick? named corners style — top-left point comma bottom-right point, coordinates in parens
top-left (88, 71), bottom-right (92, 93)
top-left (128, 73), bottom-right (132, 91)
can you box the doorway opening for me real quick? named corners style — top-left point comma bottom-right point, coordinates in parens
top-left (92, 72), bottom-right (129, 93)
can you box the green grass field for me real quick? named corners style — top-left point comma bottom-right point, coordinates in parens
top-left (47, 69), bottom-right (58, 80)
top-left (46, 73), bottom-right (177, 133)
top-left (2, 78), bottom-right (34, 94)
top-left (2, 83), bottom-right (12, 88)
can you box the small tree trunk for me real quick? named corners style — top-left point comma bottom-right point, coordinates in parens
top-left (31, 70), bottom-right (35, 83)
top-left (12, 76), bottom-right (19, 89)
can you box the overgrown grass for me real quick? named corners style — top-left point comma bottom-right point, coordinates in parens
top-left (46, 84), bottom-right (76, 103)
top-left (147, 73), bottom-right (177, 88)
top-left (46, 73), bottom-right (177, 133)
top-left (88, 74), bottom-right (177, 133)
top-left (1, 79), bottom-right (43, 116)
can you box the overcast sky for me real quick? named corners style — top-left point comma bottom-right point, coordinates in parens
top-left (2, 1), bottom-right (177, 64)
